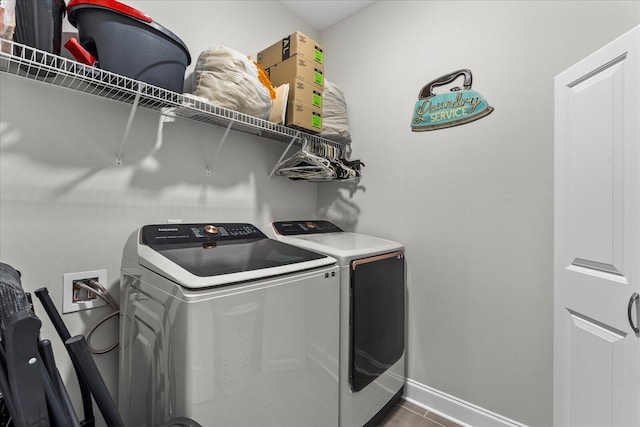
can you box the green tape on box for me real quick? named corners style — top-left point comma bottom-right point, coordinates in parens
top-left (314, 71), bottom-right (323, 86)
top-left (312, 113), bottom-right (321, 129)
top-left (314, 48), bottom-right (323, 64)
top-left (312, 92), bottom-right (322, 108)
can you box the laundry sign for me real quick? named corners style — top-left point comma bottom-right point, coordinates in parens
top-left (411, 69), bottom-right (493, 131)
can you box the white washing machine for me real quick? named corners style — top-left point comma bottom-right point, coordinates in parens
top-left (119, 222), bottom-right (340, 427)
top-left (265, 220), bottom-right (405, 427)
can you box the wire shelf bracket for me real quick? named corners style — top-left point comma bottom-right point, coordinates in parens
top-left (268, 130), bottom-right (301, 180)
top-left (206, 120), bottom-right (234, 176)
top-left (115, 86), bottom-right (142, 166)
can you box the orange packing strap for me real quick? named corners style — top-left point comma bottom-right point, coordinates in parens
top-left (253, 60), bottom-right (276, 100)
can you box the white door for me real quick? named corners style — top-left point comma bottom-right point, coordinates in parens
top-left (554, 25), bottom-right (640, 427)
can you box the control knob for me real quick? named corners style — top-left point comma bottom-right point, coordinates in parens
top-left (204, 225), bottom-right (219, 235)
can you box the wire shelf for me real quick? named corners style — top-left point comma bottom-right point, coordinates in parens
top-left (0, 38), bottom-right (349, 151)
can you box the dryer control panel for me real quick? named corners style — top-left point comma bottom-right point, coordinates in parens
top-left (273, 220), bottom-right (343, 235)
top-left (142, 223), bottom-right (266, 246)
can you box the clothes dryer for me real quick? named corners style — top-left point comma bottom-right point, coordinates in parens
top-left (265, 220), bottom-right (405, 427)
top-left (119, 222), bottom-right (340, 427)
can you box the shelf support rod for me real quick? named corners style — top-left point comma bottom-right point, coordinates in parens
top-left (206, 120), bottom-right (234, 176)
top-left (116, 87), bottom-right (143, 166)
top-left (268, 131), bottom-right (300, 179)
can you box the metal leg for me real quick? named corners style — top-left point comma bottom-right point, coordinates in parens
top-left (34, 288), bottom-right (95, 427)
top-left (65, 335), bottom-right (124, 427)
top-left (39, 340), bottom-right (82, 427)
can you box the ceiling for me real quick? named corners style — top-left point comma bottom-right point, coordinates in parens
top-left (280, 1), bottom-right (377, 31)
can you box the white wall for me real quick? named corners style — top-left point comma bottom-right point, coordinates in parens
top-left (0, 2), bottom-right (321, 425)
top-left (318, 1), bottom-right (640, 426)
top-left (4, 1), bottom-right (640, 426)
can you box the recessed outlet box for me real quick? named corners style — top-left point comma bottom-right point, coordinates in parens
top-left (63, 269), bottom-right (108, 314)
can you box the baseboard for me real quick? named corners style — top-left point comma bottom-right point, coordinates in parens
top-left (405, 378), bottom-right (528, 427)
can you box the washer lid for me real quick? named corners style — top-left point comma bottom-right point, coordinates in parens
top-left (138, 223), bottom-right (336, 289)
top-left (270, 221), bottom-right (403, 265)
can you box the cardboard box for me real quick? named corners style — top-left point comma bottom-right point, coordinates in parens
top-left (289, 78), bottom-right (323, 109)
top-left (267, 56), bottom-right (324, 91)
top-left (286, 102), bottom-right (322, 133)
top-left (257, 31), bottom-right (324, 70)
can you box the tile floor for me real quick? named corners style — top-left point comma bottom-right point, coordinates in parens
top-left (378, 399), bottom-right (463, 427)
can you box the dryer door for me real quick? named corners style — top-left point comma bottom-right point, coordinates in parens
top-left (350, 251), bottom-right (405, 392)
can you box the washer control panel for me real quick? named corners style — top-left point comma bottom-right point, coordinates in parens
top-left (142, 223), bottom-right (266, 245)
top-left (273, 220), bottom-right (343, 236)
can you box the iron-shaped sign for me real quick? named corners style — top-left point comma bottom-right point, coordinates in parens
top-left (411, 69), bottom-right (493, 131)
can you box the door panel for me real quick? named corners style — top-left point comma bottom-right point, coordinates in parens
top-left (566, 57), bottom-right (625, 273)
top-left (554, 25), bottom-right (640, 427)
top-left (565, 310), bottom-right (626, 427)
